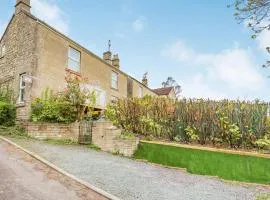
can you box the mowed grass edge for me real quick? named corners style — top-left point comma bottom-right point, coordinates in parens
top-left (134, 142), bottom-right (270, 185)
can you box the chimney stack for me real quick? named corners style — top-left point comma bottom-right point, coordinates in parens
top-left (15, 0), bottom-right (31, 14)
top-left (103, 51), bottom-right (112, 64)
top-left (112, 54), bottom-right (120, 68)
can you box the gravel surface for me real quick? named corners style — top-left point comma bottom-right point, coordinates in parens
top-left (8, 137), bottom-right (270, 200)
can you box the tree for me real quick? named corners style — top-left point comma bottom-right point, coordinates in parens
top-left (231, 0), bottom-right (270, 67)
top-left (162, 77), bottom-right (182, 98)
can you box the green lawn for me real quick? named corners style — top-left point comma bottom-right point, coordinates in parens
top-left (134, 142), bottom-right (270, 185)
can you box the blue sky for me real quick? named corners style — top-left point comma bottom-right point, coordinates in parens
top-left (1, 0), bottom-right (270, 100)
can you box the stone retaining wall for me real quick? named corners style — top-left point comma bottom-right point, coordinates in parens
top-left (25, 122), bottom-right (80, 141)
top-left (92, 121), bottom-right (139, 157)
top-left (25, 121), bottom-right (139, 157)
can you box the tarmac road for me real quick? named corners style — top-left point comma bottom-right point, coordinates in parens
top-left (0, 139), bottom-right (108, 200)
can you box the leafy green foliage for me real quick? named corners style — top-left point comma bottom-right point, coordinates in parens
top-left (255, 135), bottom-right (270, 150)
top-left (31, 89), bottom-right (77, 123)
top-left (0, 101), bottom-right (16, 126)
top-left (185, 126), bottom-right (199, 142)
top-left (0, 86), bottom-right (13, 103)
top-left (0, 125), bottom-right (27, 138)
top-left (106, 97), bottom-right (269, 150)
top-left (31, 74), bottom-right (97, 123)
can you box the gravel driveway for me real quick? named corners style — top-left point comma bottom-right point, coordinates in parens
top-left (7, 137), bottom-right (270, 200)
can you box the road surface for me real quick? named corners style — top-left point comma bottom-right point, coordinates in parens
top-left (0, 139), bottom-right (108, 200)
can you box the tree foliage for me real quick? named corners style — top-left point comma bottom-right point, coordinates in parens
top-left (162, 77), bottom-right (182, 98)
top-left (232, 0), bottom-right (270, 67)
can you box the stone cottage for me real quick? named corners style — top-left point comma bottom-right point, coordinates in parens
top-left (0, 0), bottom-right (162, 121)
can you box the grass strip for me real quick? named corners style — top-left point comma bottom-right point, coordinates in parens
top-left (134, 142), bottom-right (270, 185)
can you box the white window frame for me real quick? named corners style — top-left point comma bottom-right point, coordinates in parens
top-left (68, 46), bottom-right (81, 72)
top-left (111, 71), bottom-right (118, 90)
top-left (138, 86), bottom-right (143, 98)
top-left (19, 74), bottom-right (26, 103)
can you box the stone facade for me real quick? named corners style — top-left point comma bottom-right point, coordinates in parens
top-left (0, 11), bottom-right (37, 120)
top-left (0, 1), bottom-right (157, 121)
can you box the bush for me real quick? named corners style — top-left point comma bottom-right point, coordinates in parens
top-left (31, 90), bottom-right (77, 123)
top-left (106, 97), bottom-right (269, 150)
top-left (0, 125), bottom-right (27, 137)
top-left (31, 75), bottom-right (97, 123)
top-left (0, 101), bottom-right (16, 126)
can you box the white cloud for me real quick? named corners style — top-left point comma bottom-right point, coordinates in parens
top-left (257, 30), bottom-right (270, 52)
top-left (244, 20), bottom-right (270, 54)
top-left (32, 0), bottom-right (69, 35)
top-left (180, 74), bottom-right (227, 99)
top-left (132, 16), bottom-right (147, 32)
top-left (161, 40), bottom-right (195, 62)
top-left (163, 40), bottom-right (263, 91)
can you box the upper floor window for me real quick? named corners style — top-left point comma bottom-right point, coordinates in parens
top-left (1, 45), bottom-right (6, 57)
top-left (111, 71), bottom-right (118, 89)
top-left (19, 74), bottom-right (26, 103)
top-left (68, 47), bottom-right (80, 72)
top-left (138, 86), bottom-right (143, 98)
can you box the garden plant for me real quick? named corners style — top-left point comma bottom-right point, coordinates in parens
top-left (106, 96), bottom-right (270, 151)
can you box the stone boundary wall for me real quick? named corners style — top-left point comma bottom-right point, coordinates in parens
top-left (25, 122), bottom-right (80, 141)
top-left (92, 121), bottom-right (139, 157)
top-left (25, 121), bottom-right (139, 157)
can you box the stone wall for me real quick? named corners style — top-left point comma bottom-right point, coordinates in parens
top-left (26, 122), bottom-right (80, 141)
top-left (25, 121), bottom-right (139, 157)
top-left (92, 121), bottom-right (139, 157)
top-left (0, 11), bottom-right (38, 121)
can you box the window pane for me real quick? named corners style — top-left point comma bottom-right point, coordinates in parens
top-left (20, 88), bottom-right (25, 102)
top-left (69, 47), bottom-right (80, 61)
top-left (112, 80), bottom-right (117, 89)
top-left (138, 86), bottom-right (143, 97)
top-left (111, 72), bottom-right (118, 89)
top-left (68, 58), bottom-right (80, 72)
top-left (21, 79), bottom-right (25, 87)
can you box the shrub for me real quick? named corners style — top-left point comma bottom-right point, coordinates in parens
top-left (31, 74), bottom-right (97, 123)
top-left (255, 136), bottom-right (270, 150)
top-left (106, 97), bottom-right (269, 149)
top-left (0, 86), bottom-right (13, 103)
top-left (31, 89), bottom-right (77, 123)
top-left (0, 101), bottom-right (16, 126)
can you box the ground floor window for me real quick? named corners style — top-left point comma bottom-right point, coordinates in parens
top-left (19, 74), bottom-right (26, 103)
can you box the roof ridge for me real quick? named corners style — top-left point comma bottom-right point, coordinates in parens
top-left (19, 10), bottom-right (155, 92)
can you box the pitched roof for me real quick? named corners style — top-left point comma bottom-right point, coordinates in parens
top-left (2, 10), bottom-right (155, 95)
top-left (152, 87), bottom-right (174, 96)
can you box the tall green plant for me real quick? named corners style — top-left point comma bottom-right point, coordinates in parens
top-left (106, 97), bottom-right (269, 150)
